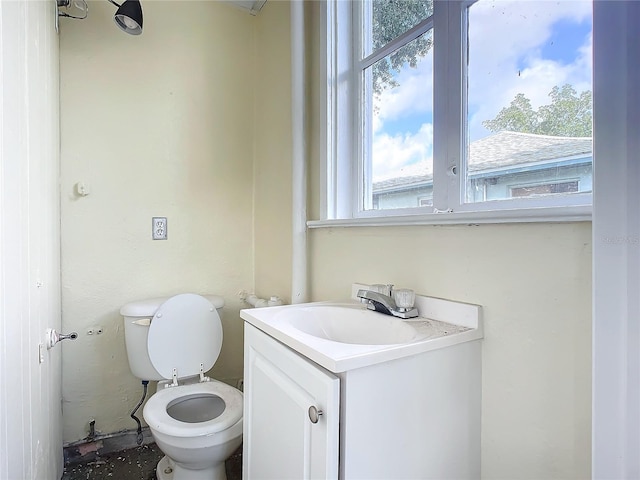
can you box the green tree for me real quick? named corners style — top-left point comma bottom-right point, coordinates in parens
top-left (483, 84), bottom-right (592, 137)
top-left (537, 85), bottom-right (592, 137)
top-left (372, 0), bottom-right (433, 96)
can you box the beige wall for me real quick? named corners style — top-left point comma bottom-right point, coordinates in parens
top-left (60, 1), bottom-right (255, 442)
top-left (308, 224), bottom-right (592, 479)
top-left (253, 0), bottom-right (293, 302)
top-left (59, 1), bottom-right (592, 477)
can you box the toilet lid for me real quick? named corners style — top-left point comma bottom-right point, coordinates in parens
top-left (148, 293), bottom-right (222, 380)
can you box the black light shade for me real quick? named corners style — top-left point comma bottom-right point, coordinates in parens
top-left (114, 0), bottom-right (143, 35)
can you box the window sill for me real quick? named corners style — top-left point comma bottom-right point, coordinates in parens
top-left (307, 205), bottom-right (592, 228)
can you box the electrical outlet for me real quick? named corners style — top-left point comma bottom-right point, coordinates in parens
top-left (152, 217), bottom-right (167, 240)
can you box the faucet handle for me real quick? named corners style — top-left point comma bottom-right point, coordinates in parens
top-left (393, 289), bottom-right (415, 311)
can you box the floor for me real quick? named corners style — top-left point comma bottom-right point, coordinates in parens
top-left (61, 443), bottom-right (242, 480)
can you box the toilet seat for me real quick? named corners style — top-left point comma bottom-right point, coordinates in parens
top-left (144, 381), bottom-right (243, 438)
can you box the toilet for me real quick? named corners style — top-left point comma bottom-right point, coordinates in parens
top-left (121, 293), bottom-right (243, 480)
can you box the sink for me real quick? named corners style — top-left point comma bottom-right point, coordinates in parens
top-left (278, 304), bottom-right (420, 345)
top-left (240, 294), bottom-right (482, 373)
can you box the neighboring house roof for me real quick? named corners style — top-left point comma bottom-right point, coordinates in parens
top-left (468, 131), bottom-right (592, 173)
top-left (373, 131), bottom-right (592, 193)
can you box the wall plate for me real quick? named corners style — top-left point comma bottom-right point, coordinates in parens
top-left (152, 217), bottom-right (167, 240)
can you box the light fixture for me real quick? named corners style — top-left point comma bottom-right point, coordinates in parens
top-left (56, 0), bottom-right (143, 36)
top-left (107, 0), bottom-right (143, 35)
top-left (56, 0), bottom-right (88, 20)
top-left (55, 0), bottom-right (87, 33)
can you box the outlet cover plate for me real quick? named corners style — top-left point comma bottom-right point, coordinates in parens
top-left (152, 217), bottom-right (167, 240)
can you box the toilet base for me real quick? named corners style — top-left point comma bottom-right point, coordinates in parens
top-left (156, 455), bottom-right (227, 480)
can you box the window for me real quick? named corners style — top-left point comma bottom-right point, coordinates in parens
top-left (511, 181), bottom-right (579, 198)
top-left (320, 0), bottom-right (593, 224)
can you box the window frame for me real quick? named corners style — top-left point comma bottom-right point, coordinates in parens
top-left (315, 0), bottom-right (593, 227)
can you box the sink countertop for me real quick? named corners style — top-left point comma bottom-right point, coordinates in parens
top-left (240, 292), bottom-right (483, 373)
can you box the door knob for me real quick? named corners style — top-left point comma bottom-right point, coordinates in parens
top-left (46, 328), bottom-right (78, 349)
top-left (308, 405), bottom-right (323, 424)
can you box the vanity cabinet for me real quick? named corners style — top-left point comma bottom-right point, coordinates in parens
top-left (243, 323), bottom-right (340, 479)
top-left (243, 322), bottom-right (481, 479)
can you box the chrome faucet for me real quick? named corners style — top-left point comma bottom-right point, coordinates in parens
top-left (356, 288), bottom-right (419, 319)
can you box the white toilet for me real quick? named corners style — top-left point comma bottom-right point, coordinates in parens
top-left (121, 293), bottom-right (243, 480)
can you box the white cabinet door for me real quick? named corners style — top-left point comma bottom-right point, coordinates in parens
top-left (243, 324), bottom-right (339, 480)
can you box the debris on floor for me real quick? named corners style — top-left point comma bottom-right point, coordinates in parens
top-left (61, 443), bottom-right (242, 480)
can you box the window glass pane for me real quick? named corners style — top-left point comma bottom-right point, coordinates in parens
top-left (465, 0), bottom-right (593, 204)
top-left (364, 32), bottom-right (434, 211)
top-left (369, 0), bottom-right (434, 54)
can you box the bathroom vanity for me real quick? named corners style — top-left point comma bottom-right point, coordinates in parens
top-left (241, 287), bottom-right (483, 479)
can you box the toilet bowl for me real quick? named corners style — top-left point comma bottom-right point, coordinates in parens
top-left (121, 293), bottom-right (243, 480)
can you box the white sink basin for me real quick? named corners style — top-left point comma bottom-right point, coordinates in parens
top-left (279, 305), bottom-right (420, 345)
top-left (240, 296), bottom-right (482, 373)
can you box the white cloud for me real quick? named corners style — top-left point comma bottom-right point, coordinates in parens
top-left (467, 0), bottom-right (592, 139)
top-left (372, 122), bottom-right (433, 181)
top-left (373, 49), bottom-right (434, 131)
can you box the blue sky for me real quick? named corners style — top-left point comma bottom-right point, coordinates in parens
top-left (539, 18), bottom-right (592, 64)
top-left (371, 0), bottom-right (592, 181)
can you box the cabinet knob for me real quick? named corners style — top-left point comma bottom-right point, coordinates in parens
top-left (308, 405), bottom-right (323, 424)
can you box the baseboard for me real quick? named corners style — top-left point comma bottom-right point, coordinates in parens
top-left (63, 427), bottom-right (154, 465)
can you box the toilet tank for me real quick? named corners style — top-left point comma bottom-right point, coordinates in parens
top-left (120, 294), bottom-right (224, 381)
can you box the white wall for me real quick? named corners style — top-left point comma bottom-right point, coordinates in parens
top-left (60, 1), bottom-right (255, 443)
top-left (0, 1), bottom-right (63, 478)
top-left (592, 1), bottom-right (640, 476)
